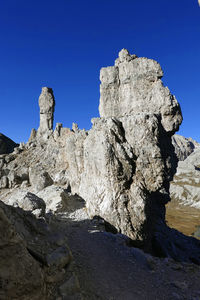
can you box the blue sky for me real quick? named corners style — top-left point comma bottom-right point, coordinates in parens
top-left (0, 0), bottom-right (199, 143)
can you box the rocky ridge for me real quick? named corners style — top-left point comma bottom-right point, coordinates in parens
top-left (1, 49), bottom-right (200, 299)
top-left (170, 146), bottom-right (200, 209)
top-left (172, 134), bottom-right (199, 161)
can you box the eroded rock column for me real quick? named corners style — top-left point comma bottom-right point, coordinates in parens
top-left (38, 87), bottom-right (55, 137)
top-left (69, 49), bottom-right (183, 250)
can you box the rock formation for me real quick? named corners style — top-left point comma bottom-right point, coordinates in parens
top-left (0, 133), bottom-right (18, 154)
top-left (37, 87), bottom-right (55, 138)
top-left (99, 49), bottom-right (182, 133)
top-left (67, 49), bottom-right (182, 251)
top-left (172, 134), bottom-right (199, 161)
top-left (170, 147), bottom-right (200, 208)
top-left (1, 49), bottom-right (200, 299)
top-left (0, 197), bottom-right (82, 299)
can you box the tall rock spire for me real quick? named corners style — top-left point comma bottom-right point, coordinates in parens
top-left (38, 87), bottom-right (55, 137)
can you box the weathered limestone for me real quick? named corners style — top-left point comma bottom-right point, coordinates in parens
top-left (38, 87), bottom-right (55, 138)
top-left (99, 49), bottom-right (182, 133)
top-left (170, 147), bottom-right (200, 208)
top-left (29, 166), bottom-right (53, 192)
top-left (68, 49), bottom-right (183, 250)
top-left (1, 48), bottom-right (200, 267)
top-left (172, 134), bottom-right (198, 161)
top-left (3, 190), bottom-right (46, 217)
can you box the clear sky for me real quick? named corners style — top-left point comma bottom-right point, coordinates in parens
top-left (0, 0), bottom-right (199, 143)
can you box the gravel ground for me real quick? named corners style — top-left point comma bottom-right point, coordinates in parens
top-left (56, 196), bottom-right (200, 300)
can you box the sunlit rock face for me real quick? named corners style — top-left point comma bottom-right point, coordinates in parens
top-left (99, 48), bottom-right (182, 134)
top-left (68, 49), bottom-right (183, 249)
top-left (170, 147), bottom-right (200, 209)
top-left (38, 87), bottom-right (55, 138)
top-left (172, 134), bottom-right (199, 161)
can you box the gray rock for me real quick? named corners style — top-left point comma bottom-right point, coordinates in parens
top-left (20, 192), bottom-right (46, 216)
top-left (36, 185), bottom-right (69, 213)
top-left (1, 190), bottom-right (46, 217)
top-left (29, 166), bottom-right (53, 192)
top-left (1, 48), bottom-right (199, 266)
top-left (170, 148), bottom-right (200, 208)
top-left (28, 128), bottom-right (37, 142)
top-left (0, 176), bottom-right (8, 188)
top-left (99, 49), bottom-right (182, 134)
top-left (37, 87), bottom-right (55, 138)
top-left (172, 134), bottom-right (199, 161)
top-left (67, 49), bottom-right (182, 249)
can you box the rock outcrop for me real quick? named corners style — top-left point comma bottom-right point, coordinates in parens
top-left (99, 49), bottom-right (182, 133)
top-left (66, 49), bottom-right (182, 251)
top-left (37, 87), bottom-right (55, 138)
top-left (0, 133), bottom-right (18, 154)
top-left (172, 134), bottom-right (199, 161)
top-left (0, 198), bottom-right (82, 299)
top-left (1, 48), bottom-right (200, 298)
top-left (170, 147), bottom-right (200, 208)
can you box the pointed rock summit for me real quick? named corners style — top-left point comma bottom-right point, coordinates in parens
top-left (99, 49), bottom-right (182, 133)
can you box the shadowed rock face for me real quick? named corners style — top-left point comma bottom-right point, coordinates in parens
top-left (67, 49), bottom-right (183, 250)
top-left (0, 133), bottom-right (18, 155)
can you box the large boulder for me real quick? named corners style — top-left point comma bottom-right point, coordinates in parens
top-left (0, 201), bottom-right (45, 300)
top-left (0, 198), bottom-right (82, 299)
top-left (29, 165), bottom-right (53, 192)
top-left (2, 190), bottom-right (46, 217)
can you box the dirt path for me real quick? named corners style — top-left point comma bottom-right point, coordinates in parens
top-left (56, 197), bottom-right (200, 300)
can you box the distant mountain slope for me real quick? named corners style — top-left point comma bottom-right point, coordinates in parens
top-left (172, 134), bottom-right (199, 161)
top-left (170, 147), bottom-right (200, 208)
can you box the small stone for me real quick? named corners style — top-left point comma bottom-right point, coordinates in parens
top-left (46, 246), bottom-right (71, 268)
top-left (0, 176), bottom-right (8, 188)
